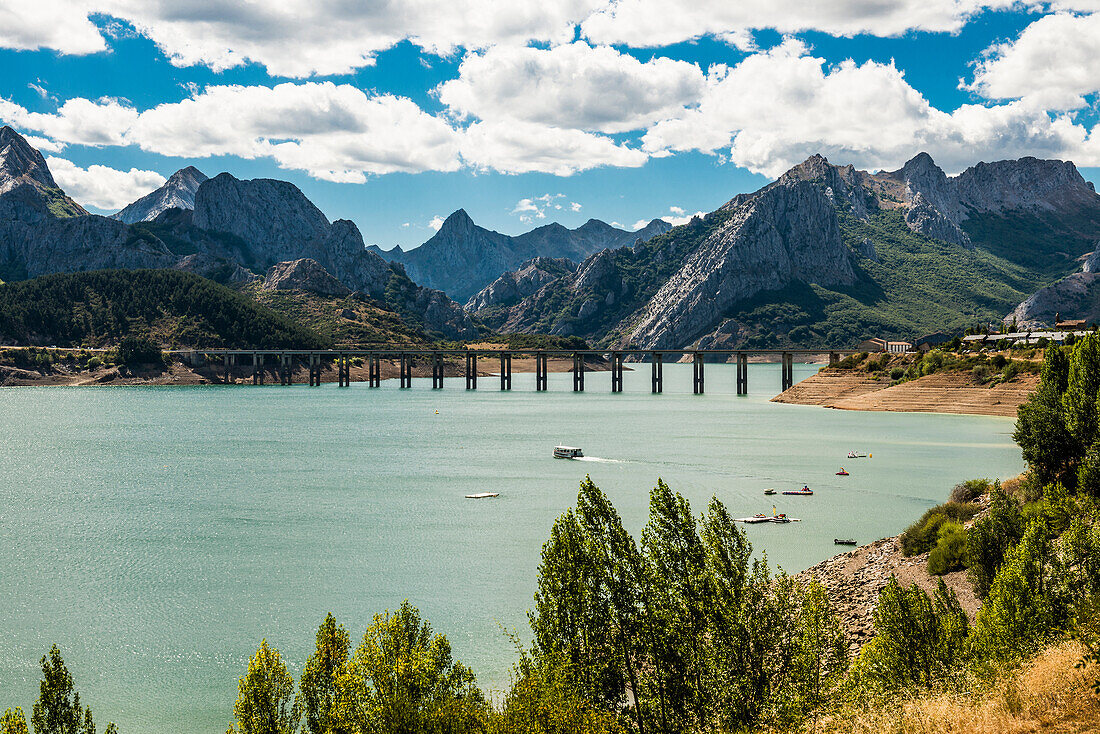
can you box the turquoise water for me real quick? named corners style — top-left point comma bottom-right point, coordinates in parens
top-left (0, 363), bottom-right (1023, 733)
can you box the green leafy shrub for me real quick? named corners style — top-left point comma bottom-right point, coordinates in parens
top-left (116, 334), bottom-right (164, 366)
top-left (890, 366), bottom-right (905, 380)
top-left (927, 522), bottom-right (968, 575)
top-left (972, 365), bottom-right (991, 383)
top-left (991, 354), bottom-right (1007, 369)
top-left (850, 578), bottom-right (968, 693)
top-left (966, 487), bottom-right (1025, 600)
top-left (949, 478), bottom-right (992, 504)
top-left (900, 502), bottom-right (980, 556)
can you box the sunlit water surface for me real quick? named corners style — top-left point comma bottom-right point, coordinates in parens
top-left (0, 363), bottom-right (1024, 733)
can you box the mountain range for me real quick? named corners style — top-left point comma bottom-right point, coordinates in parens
top-left (473, 152), bottom-right (1100, 349)
top-left (4, 121), bottom-right (1100, 351)
top-left (369, 210), bottom-right (671, 302)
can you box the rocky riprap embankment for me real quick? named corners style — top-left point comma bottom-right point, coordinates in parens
top-left (797, 537), bottom-right (906, 654)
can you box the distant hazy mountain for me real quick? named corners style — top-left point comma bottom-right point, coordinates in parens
top-left (371, 210), bottom-right (671, 302)
top-left (485, 152), bottom-right (1100, 349)
top-left (112, 166), bottom-right (208, 223)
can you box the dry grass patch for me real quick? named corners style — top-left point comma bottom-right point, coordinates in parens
top-left (791, 643), bottom-right (1100, 734)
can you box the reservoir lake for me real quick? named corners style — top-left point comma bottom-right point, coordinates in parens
top-left (0, 362), bottom-right (1024, 733)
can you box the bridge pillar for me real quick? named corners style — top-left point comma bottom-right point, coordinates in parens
top-left (737, 353), bottom-right (748, 395)
top-left (781, 352), bottom-right (794, 391)
top-left (465, 351), bottom-right (477, 390)
top-left (829, 351), bottom-right (840, 367)
top-left (254, 353), bottom-right (264, 385)
top-left (280, 353), bottom-right (293, 386)
top-left (399, 354), bottom-right (411, 388)
top-left (500, 352), bottom-right (512, 390)
top-left (337, 355), bottom-right (350, 387)
top-left (651, 352), bottom-right (663, 393)
top-left (432, 352), bottom-right (444, 389)
top-left (572, 353), bottom-right (584, 392)
top-left (693, 352), bottom-right (705, 394)
top-left (610, 351), bottom-right (623, 392)
top-left (308, 353), bottom-right (320, 387)
top-left (368, 354), bottom-right (380, 387)
top-left (535, 351), bottom-right (547, 391)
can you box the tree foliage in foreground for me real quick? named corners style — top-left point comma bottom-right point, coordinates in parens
top-left (531, 477), bottom-right (846, 732)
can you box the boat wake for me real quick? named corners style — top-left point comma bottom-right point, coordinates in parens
top-left (574, 456), bottom-right (622, 464)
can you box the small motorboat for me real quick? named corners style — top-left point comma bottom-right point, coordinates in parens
top-left (836, 468), bottom-right (849, 476)
top-left (764, 488), bottom-right (777, 495)
top-left (834, 538), bottom-right (857, 546)
top-left (465, 492), bottom-right (499, 499)
top-left (553, 445), bottom-right (584, 459)
top-left (782, 485), bottom-right (813, 496)
top-left (736, 514), bottom-right (773, 524)
top-left (847, 451), bottom-right (869, 459)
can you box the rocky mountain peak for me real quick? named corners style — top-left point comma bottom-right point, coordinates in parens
top-left (437, 208), bottom-right (475, 235)
top-left (113, 165), bottom-right (209, 224)
top-left (0, 126), bottom-right (58, 194)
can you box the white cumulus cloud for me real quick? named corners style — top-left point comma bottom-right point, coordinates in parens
top-left (581, 0), bottom-right (1017, 48)
top-left (428, 215), bottom-right (445, 231)
top-left (462, 120), bottom-right (647, 175)
top-left (511, 193), bottom-right (582, 223)
top-left (965, 12), bottom-right (1100, 109)
top-left (90, 0), bottom-right (602, 77)
top-left (438, 42), bottom-right (705, 134)
top-left (45, 156), bottom-right (165, 210)
top-left (0, 0), bottom-right (105, 54)
top-left (641, 38), bottom-right (1100, 176)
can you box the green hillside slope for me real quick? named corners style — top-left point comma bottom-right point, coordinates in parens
top-left (0, 269), bottom-right (330, 349)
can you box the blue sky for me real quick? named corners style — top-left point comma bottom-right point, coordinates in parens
top-left (2, 2), bottom-right (1100, 249)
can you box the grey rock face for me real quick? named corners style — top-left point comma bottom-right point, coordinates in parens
top-left (899, 152), bottom-right (965, 222)
top-left (883, 152), bottom-right (1098, 246)
top-left (856, 237), bottom-right (878, 262)
top-left (0, 125), bottom-right (58, 195)
top-left (904, 192), bottom-right (972, 247)
top-left (193, 173), bottom-right (331, 264)
top-left (955, 157), bottom-right (1097, 214)
top-left (113, 166), bottom-right (208, 223)
top-left (0, 126), bottom-right (87, 217)
top-left (173, 253), bottom-right (258, 285)
top-left (263, 258), bottom-right (351, 296)
top-left (627, 179), bottom-right (855, 348)
top-left (0, 211), bottom-right (176, 280)
top-left (1083, 246), bottom-right (1100, 274)
top-left (1008, 241), bottom-right (1100, 327)
top-left (465, 256), bottom-right (576, 311)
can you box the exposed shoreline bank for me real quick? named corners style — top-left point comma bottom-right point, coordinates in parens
top-left (772, 367), bottom-right (1038, 417)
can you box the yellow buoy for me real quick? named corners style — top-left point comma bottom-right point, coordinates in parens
top-left (869, 453), bottom-right (872, 458)
top-left (435, 410), bottom-right (439, 414)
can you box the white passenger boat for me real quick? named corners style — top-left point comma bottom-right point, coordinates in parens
top-left (553, 445), bottom-right (584, 459)
top-left (465, 492), bottom-right (499, 499)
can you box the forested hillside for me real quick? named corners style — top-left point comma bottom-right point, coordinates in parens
top-left (0, 269), bottom-right (330, 349)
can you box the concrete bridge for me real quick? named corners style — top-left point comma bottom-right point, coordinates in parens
top-left (181, 348), bottom-right (857, 395)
